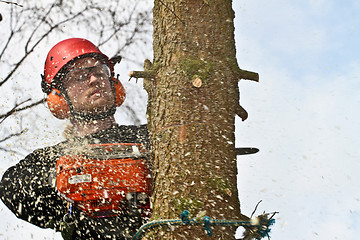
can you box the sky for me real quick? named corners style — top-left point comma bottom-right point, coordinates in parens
top-left (1, 0), bottom-right (360, 239)
top-left (233, 0), bottom-right (360, 239)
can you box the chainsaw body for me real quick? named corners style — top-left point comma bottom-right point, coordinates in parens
top-left (56, 143), bottom-right (151, 219)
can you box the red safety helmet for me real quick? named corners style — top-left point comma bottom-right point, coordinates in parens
top-left (42, 38), bottom-right (126, 119)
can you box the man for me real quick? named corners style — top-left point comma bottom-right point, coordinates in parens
top-left (0, 38), bottom-right (150, 239)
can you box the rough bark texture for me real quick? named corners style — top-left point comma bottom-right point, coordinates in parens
top-left (144, 0), bottom-right (246, 239)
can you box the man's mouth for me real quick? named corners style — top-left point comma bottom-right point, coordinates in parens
top-left (87, 88), bottom-right (102, 98)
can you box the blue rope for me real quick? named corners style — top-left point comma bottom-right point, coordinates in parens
top-left (132, 210), bottom-right (275, 240)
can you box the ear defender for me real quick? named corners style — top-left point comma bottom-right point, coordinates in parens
top-left (46, 89), bottom-right (70, 119)
top-left (113, 77), bottom-right (126, 107)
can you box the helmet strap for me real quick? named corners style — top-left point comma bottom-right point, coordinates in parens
top-left (69, 104), bottom-right (117, 121)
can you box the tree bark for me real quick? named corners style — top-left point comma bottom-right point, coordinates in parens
top-left (144, 0), bottom-right (247, 239)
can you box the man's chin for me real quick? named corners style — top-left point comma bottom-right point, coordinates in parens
top-left (77, 104), bottom-right (114, 116)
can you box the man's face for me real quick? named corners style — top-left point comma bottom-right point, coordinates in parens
top-left (62, 57), bottom-right (115, 115)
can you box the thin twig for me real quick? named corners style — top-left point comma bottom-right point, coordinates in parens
top-left (0, 98), bottom-right (45, 124)
top-left (0, 6), bottom-right (85, 87)
top-left (266, 211), bottom-right (278, 240)
top-left (14, 98), bottom-right (46, 112)
top-left (268, 211), bottom-right (279, 221)
top-left (0, 146), bottom-right (24, 156)
top-left (0, 98), bottom-right (30, 123)
top-left (0, 1), bottom-right (23, 7)
top-left (98, 2), bottom-right (137, 47)
top-left (0, 29), bottom-right (15, 60)
top-left (25, 3), bottom-right (57, 53)
top-left (0, 128), bottom-right (28, 143)
top-left (251, 200), bottom-right (262, 218)
top-left (0, 1), bottom-right (17, 61)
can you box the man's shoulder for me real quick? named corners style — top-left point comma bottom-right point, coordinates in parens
top-left (29, 141), bottom-right (69, 161)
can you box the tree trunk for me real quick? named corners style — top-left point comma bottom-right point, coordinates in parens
top-left (144, 0), bottom-right (247, 239)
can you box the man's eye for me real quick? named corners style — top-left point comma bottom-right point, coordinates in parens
top-left (74, 72), bottom-right (87, 81)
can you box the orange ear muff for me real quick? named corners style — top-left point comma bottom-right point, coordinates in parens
top-left (47, 89), bottom-right (70, 119)
top-left (113, 77), bottom-right (126, 107)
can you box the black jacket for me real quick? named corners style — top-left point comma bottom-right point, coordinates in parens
top-left (0, 124), bottom-right (149, 240)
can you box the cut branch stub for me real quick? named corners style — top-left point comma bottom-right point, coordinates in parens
top-left (192, 77), bottom-right (202, 88)
top-left (238, 69), bottom-right (259, 82)
top-left (235, 103), bottom-right (248, 121)
top-left (129, 70), bottom-right (156, 80)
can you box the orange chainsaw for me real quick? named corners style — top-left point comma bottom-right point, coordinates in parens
top-left (56, 143), bottom-right (151, 219)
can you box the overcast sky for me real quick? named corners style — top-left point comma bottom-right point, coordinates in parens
top-left (1, 1), bottom-right (359, 239)
top-left (233, 1), bottom-right (360, 239)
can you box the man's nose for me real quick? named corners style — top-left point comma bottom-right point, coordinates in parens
top-left (88, 73), bottom-right (99, 85)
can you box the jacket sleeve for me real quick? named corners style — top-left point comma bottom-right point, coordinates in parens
top-left (0, 147), bottom-right (67, 229)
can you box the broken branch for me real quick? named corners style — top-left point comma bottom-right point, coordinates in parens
top-left (129, 70), bottom-right (156, 79)
top-left (235, 103), bottom-right (248, 121)
top-left (238, 69), bottom-right (259, 82)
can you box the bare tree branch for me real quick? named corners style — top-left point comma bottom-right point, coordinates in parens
top-left (0, 98), bottom-right (46, 124)
top-left (0, 128), bottom-right (28, 143)
top-left (0, 5), bottom-right (86, 87)
top-left (0, 0), bottom-right (23, 7)
top-left (24, 3), bottom-right (57, 53)
top-left (0, 146), bottom-right (24, 156)
top-left (0, 98), bottom-right (30, 124)
top-left (0, 29), bottom-right (15, 60)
